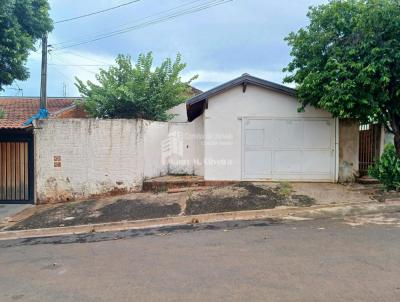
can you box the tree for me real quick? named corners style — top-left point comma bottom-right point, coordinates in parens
top-left (284, 0), bottom-right (400, 155)
top-left (0, 0), bottom-right (53, 90)
top-left (75, 52), bottom-right (197, 121)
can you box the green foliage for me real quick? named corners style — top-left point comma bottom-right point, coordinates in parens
top-left (0, 0), bottom-right (53, 90)
top-left (0, 108), bottom-right (5, 119)
top-left (369, 144), bottom-right (400, 190)
top-left (75, 52), bottom-right (197, 121)
top-left (277, 181), bottom-right (292, 197)
top-left (284, 0), bottom-right (400, 153)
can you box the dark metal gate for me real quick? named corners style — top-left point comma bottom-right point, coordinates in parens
top-left (0, 134), bottom-right (34, 204)
top-left (359, 124), bottom-right (381, 176)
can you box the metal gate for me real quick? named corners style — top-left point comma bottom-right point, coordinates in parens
top-left (0, 134), bottom-right (34, 204)
top-left (359, 124), bottom-right (381, 176)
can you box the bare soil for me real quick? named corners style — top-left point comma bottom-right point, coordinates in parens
top-left (185, 183), bottom-right (314, 215)
top-left (372, 191), bottom-right (400, 203)
top-left (9, 199), bottom-right (181, 231)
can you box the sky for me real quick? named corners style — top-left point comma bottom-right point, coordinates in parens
top-left (1, 0), bottom-right (327, 97)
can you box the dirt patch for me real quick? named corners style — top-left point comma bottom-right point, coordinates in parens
top-left (8, 199), bottom-right (181, 231)
top-left (290, 195), bottom-right (316, 207)
top-left (372, 191), bottom-right (400, 203)
top-left (99, 200), bottom-right (181, 222)
top-left (185, 183), bottom-right (290, 215)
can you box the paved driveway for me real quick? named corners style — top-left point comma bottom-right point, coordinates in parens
top-left (0, 204), bottom-right (31, 223)
top-left (0, 214), bottom-right (400, 302)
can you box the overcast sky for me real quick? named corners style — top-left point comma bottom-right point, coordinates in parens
top-left (1, 0), bottom-right (327, 97)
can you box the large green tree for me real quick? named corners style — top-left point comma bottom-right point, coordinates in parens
top-left (284, 0), bottom-right (400, 155)
top-left (0, 0), bottom-right (53, 90)
top-left (76, 52), bottom-right (197, 121)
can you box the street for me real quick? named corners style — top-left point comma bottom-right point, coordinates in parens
top-left (0, 214), bottom-right (399, 302)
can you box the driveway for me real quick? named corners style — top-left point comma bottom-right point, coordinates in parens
top-left (0, 213), bottom-right (399, 301)
top-left (0, 204), bottom-right (31, 224)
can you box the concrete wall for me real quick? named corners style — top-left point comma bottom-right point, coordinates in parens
top-left (167, 103), bottom-right (188, 122)
top-left (34, 118), bottom-right (203, 203)
top-left (203, 84), bottom-right (333, 181)
top-left (338, 119), bottom-right (359, 182)
top-left (167, 115), bottom-right (204, 176)
top-left (34, 119), bottom-right (172, 203)
top-left (143, 121), bottom-right (169, 179)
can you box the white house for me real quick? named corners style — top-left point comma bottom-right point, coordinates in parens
top-left (169, 73), bottom-right (360, 183)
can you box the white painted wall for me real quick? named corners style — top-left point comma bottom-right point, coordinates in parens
top-left (167, 115), bottom-right (204, 176)
top-left (203, 84), bottom-right (333, 181)
top-left (143, 120), bottom-right (169, 179)
top-left (167, 103), bottom-right (188, 122)
top-left (34, 119), bottom-right (145, 203)
top-left (34, 118), bottom-right (204, 203)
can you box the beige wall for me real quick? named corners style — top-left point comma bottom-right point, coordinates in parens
top-left (338, 119), bottom-right (359, 182)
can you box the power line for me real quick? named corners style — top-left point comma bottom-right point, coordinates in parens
top-left (54, 0), bottom-right (142, 24)
top-left (57, 51), bottom-right (114, 65)
top-left (52, 0), bottom-right (206, 46)
top-left (49, 64), bottom-right (111, 67)
top-left (52, 0), bottom-right (233, 50)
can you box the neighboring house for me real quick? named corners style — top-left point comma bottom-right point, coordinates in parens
top-left (0, 97), bottom-right (85, 203)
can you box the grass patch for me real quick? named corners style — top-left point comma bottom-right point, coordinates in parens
top-left (277, 181), bottom-right (293, 197)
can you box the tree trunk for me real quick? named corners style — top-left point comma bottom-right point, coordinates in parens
top-left (389, 114), bottom-right (400, 157)
top-left (394, 130), bottom-right (400, 157)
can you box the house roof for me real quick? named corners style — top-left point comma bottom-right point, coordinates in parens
top-left (186, 74), bottom-right (296, 121)
top-left (0, 97), bottom-right (82, 129)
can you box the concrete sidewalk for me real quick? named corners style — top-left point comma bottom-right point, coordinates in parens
top-left (0, 204), bottom-right (32, 225)
top-left (1, 200), bottom-right (399, 241)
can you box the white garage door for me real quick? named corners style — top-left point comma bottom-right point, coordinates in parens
top-left (243, 117), bottom-right (336, 181)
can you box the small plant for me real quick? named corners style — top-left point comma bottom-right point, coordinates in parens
top-left (0, 108), bottom-right (5, 119)
top-left (277, 181), bottom-right (292, 197)
top-left (369, 144), bottom-right (400, 191)
top-left (153, 185), bottom-right (167, 194)
top-left (186, 188), bottom-right (194, 201)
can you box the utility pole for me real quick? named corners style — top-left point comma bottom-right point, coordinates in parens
top-left (62, 82), bottom-right (67, 97)
top-left (40, 33), bottom-right (48, 110)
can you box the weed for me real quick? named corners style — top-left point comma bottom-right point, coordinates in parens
top-left (277, 181), bottom-right (293, 197)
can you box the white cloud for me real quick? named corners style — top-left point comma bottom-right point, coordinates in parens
top-left (183, 69), bottom-right (295, 90)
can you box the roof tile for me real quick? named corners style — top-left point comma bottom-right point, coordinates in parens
top-left (0, 97), bottom-right (81, 129)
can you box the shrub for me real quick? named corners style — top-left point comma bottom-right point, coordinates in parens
top-left (0, 108), bottom-right (5, 119)
top-left (369, 144), bottom-right (400, 191)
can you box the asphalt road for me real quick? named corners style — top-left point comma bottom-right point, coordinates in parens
top-left (0, 214), bottom-right (400, 302)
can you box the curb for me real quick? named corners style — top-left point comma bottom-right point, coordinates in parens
top-left (0, 201), bottom-right (399, 241)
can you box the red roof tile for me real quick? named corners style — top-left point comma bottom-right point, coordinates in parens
top-left (0, 97), bottom-right (81, 129)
